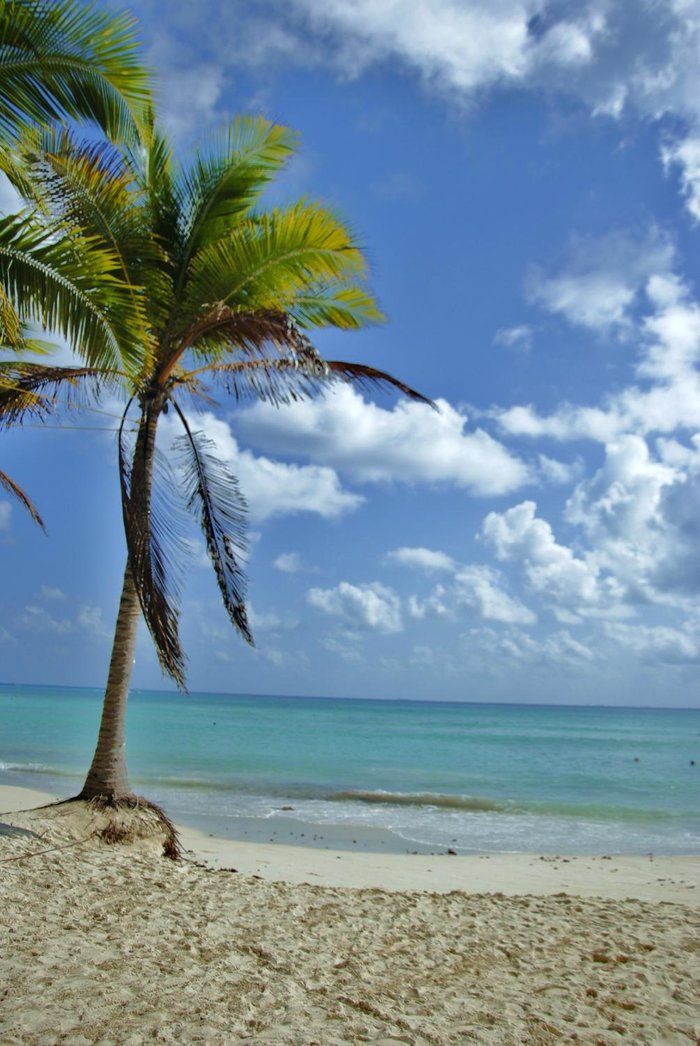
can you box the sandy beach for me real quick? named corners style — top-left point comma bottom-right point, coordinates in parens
top-left (2, 785), bottom-right (699, 1044)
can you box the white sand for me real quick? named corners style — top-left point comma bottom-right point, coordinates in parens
top-left (2, 784), bottom-right (699, 1044)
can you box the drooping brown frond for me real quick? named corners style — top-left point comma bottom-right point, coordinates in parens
top-left (323, 361), bottom-right (435, 407)
top-left (180, 311), bottom-right (434, 410)
top-left (118, 398), bottom-right (187, 688)
top-left (200, 356), bottom-right (435, 409)
top-left (171, 401), bottom-right (252, 647)
top-left (0, 468), bottom-right (45, 529)
top-left (161, 306), bottom-right (300, 379)
top-left (0, 362), bottom-right (112, 428)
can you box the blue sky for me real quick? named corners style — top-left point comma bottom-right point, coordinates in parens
top-left (2, 0), bottom-right (700, 705)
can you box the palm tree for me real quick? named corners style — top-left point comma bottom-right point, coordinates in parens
top-left (7, 115), bottom-right (430, 806)
top-left (0, 0), bottom-right (150, 522)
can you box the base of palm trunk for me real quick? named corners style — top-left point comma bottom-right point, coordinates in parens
top-left (57, 793), bottom-right (182, 860)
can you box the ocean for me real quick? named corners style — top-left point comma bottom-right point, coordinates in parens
top-left (1, 684), bottom-right (698, 855)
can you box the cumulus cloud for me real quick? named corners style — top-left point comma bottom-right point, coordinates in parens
top-left (604, 622), bottom-right (700, 663)
top-left (464, 625), bottom-right (596, 666)
top-left (480, 432), bottom-right (700, 630)
top-left (386, 546), bottom-right (455, 571)
top-left (564, 434), bottom-right (684, 599)
top-left (526, 229), bottom-right (675, 334)
top-left (20, 602), bottom-right (109, 638)
top-left (247, 605), bottom-right (299, 632)
top-left (307, 581), bottom-right (403, 633)
top-left (662, 135), bottom-right (700, 222)
top-left (452, 565), bottom-right (537, 624)
top-left (273, 552), bottom-right (303, 573)
top-left (537, 455), bottom-right (582, 485)
top-left (151, 2), bottom-right (700, 130)
top-left (143, 0), bottom-right (700, 229)
top-left (496, 270), bottom-right (700, 443)
top-left (239, 387), bottom-right (529, 496)
top-left (481, 500), bottom-right (624, 620)
top-left (409, 565), bottom-right (536, 625)
top-left (160, 411), bottom-right (363, 521)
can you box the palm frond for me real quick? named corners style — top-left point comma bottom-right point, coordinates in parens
top-left (177, 117), bottom-right (297, 274)
top-left (8, 127), bottom-right (150, 288)
top-left (0, 209), bottom-right (141, 371)
top-left (0, 467), bottom-right (44, 529)
top-left (167, 306), bottom-right (302, 371)
top-left (118, 398), bottom-right (187, 687)
top-left (200, 355), bottom-right (434, 409)
top-left (182, 202), bottom-right (371, 319)
top-left (291, 284), bottom-right (385, 330)
top-left (0, 0), bottom-right (150, 143)
top-left (172, 401), bottom-right (252, 646)
top-left (0, 361), bottom-right (112, 427)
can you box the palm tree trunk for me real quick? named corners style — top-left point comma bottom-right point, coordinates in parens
top-left (79, 561), bottom-right (140, 799)
top-left (79, 400), bottom-right (160, 800)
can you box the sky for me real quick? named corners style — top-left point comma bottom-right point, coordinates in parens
top-left (2, 0), bottom-right (700, 706)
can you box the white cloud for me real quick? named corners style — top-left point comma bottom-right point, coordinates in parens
top-left (662, 134), bottom-right (700, 221)
top-left (386, 546), bottom-right (455, 571)
top-left (40, 585), bottom-right (66, 601)
top-left (493, 324), bottom-right (533, 351)
top-left (452, 565), bottom-right (537, 624)
top-left (564, 434), bottom-right (683, 600)
top-left (481, 500), bottom-right (624, 619)
top-left (407, 584), bottom-right (452, 621)
top-left (496, 270), bottom-right (700, 443)
top-left (20, 602), bottom-right (111, 638)
top-left (0, 501), bottom-right (10, 532)
top-left (247, 604), bottom-right (299, 632)
top-left (145, 0), bottom-right (700, 228)
top-left (273, 552), bottom-right (303, 573)
top-left (537, 454), bottom-right (582, 485)
top-left (239, 387), bottom-right (529, 496)
top-left (149, 36), bottom-right (227, 141)
top-left (161, 411), bottom-right (363, 521)
top-left (149, 0), bottom-right (700, 129)
top-left (76, 605), bottom-right (111, 639)
top-left (21, 604), bottom-right (74, 634)
top-left (464, 625), bottom-right (596, 666)
top-left (404, 560), bottom-right (536, 625)
top-left (307, 580), bottom-right (403, 633)
top-left (526, 229), bottom-right (675, 334)
top-left (604, 622), bottom-right (699, 663)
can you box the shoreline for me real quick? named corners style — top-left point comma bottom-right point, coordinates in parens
top-left (3, 783), bottom-right (699, 902)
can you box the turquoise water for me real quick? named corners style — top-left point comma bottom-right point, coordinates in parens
top-left (1, 684), bottom-right (698, 854)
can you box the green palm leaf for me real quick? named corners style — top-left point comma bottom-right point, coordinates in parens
top-left (0, 0), bottom-right (150, 143)
top-left (0, 211), bottom-right (138, 370)
top-left (181, 202), bottom-right (370, 321)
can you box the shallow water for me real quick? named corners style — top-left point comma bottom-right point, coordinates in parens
top-left (1, 684), bottom-right (698, 853)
